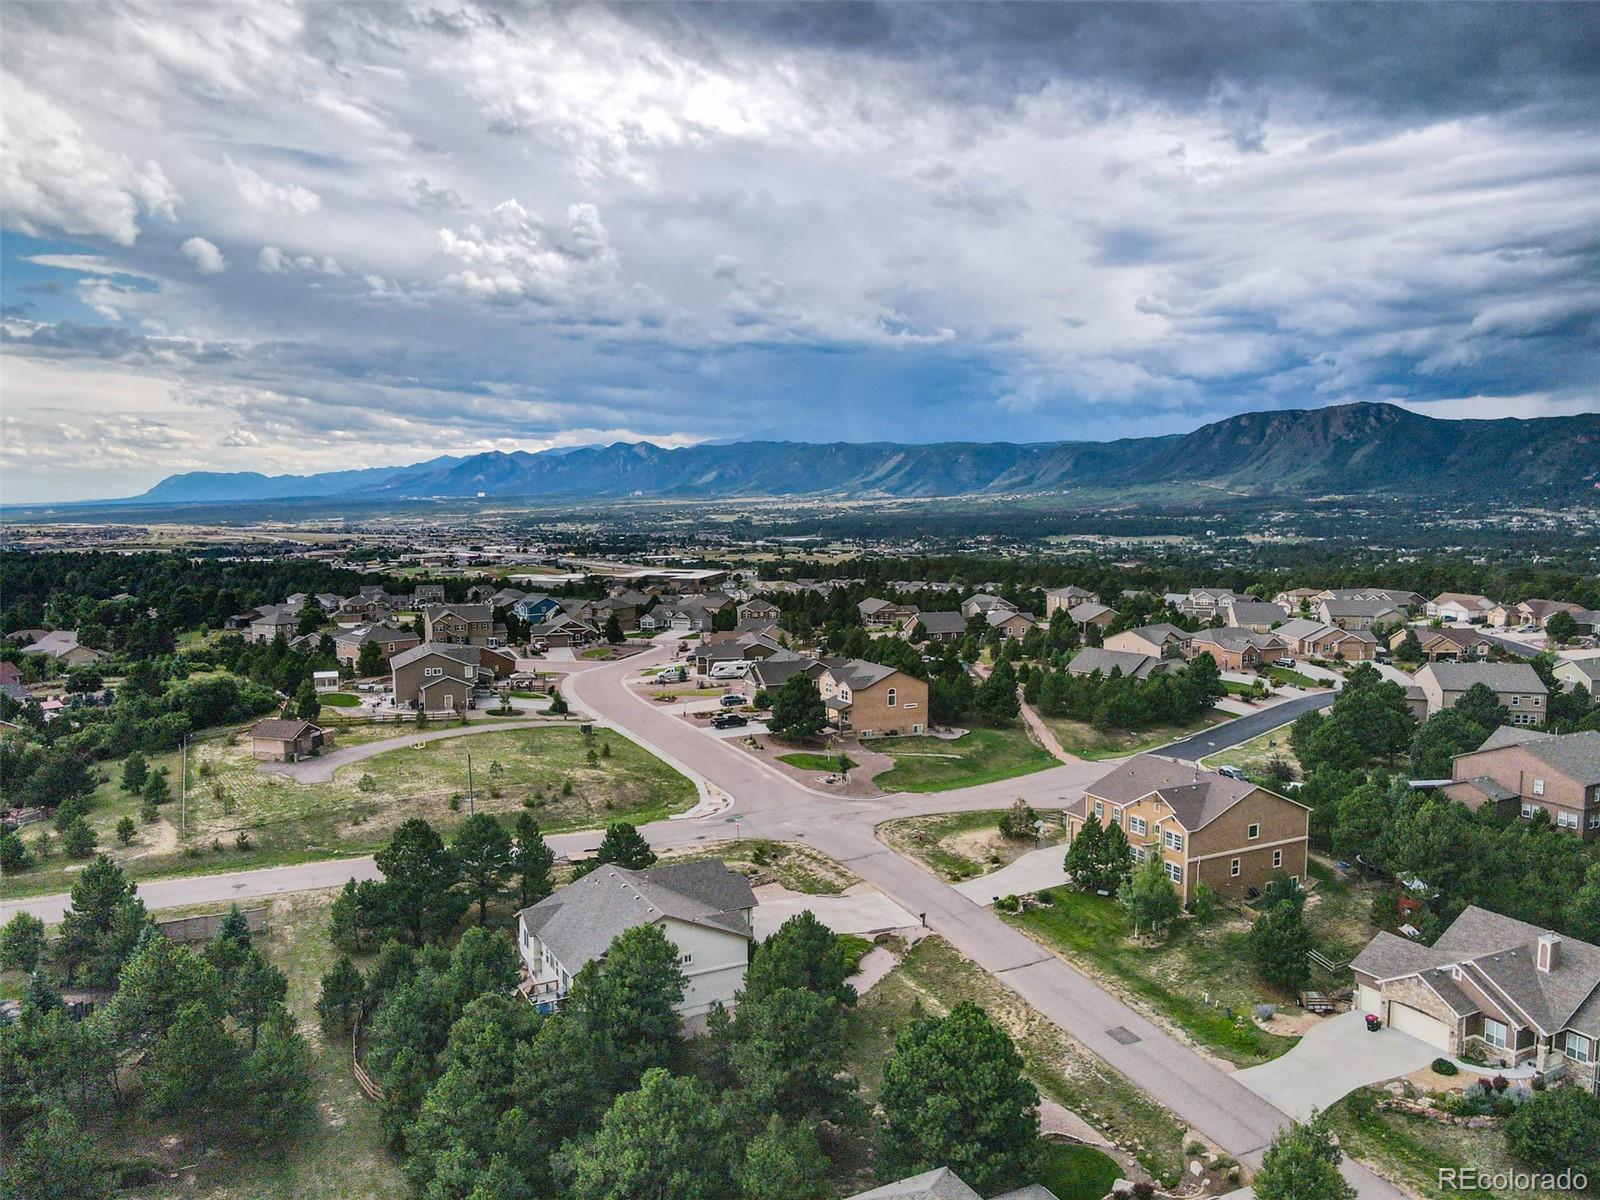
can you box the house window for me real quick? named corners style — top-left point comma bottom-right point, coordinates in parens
top-left (679, 952), bottom-right (693, 965)
top-left (1165, 861), bottom-right (1182, 884)
top-left (1589, 812), bottom-right (1600, 831)
top-left (1164, 830), bottom-right (1184, 852)
top-left (1273, 849), bottom-right (1283, 868)
top-left (1564, 1032), bottom-right (1593, 1064)
top-left (1522, 802), bottom-right (1542, 819)
top-left (1556, 811), bottom-right (1579, 830)
top-left (887, 687), bottom-right (897, 707)
top-left (1230, 858), bottom-right (1241, 877)
top-left (1132, 846), bottom-right (1145, 864)
top-left (1093, 801), bottom-right (1103, 821)
top-left (1129, 816), bottom-right (1147, 835)
top-left (1482, 1019), bottom-right (1509, 1050)
top-left (1510, 695), bottom-right (1520, 706)
top-left (1532, 779), bottom-right (1544, 796)
top-left (1247, 823), bottom-right (1260, 840)
top-left (424, 666), bottom-right (442, 677)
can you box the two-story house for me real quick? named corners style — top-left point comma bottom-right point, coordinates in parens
top-left (1317, 596), bottom-right (1405, 631)
top-left (1225, 599), bottom-right (1290, 633)
top-left (1351, 906), bottom-right (1600, 1092)
top-left (1272, 617), bottom-right (1378, 661)
top-left (422, 603), bottom-right (507, 648)
top-left (1063, 754), bottom-right (1310, 903)
top-left (905, 611), bottom-right (968, 644)
top-left (516, 860), bottom-right (756, 1029)
top-left (512, 593), bottom-right (564, 624)
top-left (333, 622), bottom-right (420, 670)
top-left (1442, 729), bottom-right (1600, 839)
top-left (960, 593), bottom-right (1017, 620)
top-left (817, 658), bottom-right (929, 738)
top-left (1415, 661), bottom-right (1547, 724)
top-left (390, 642), bottom-right (514, 715)
top-left (1044, 585), bottom-right (1100, 618)
top-left (859, 597), bottom-right (920, 628)
top-left (1186, 627), bottom-right (1287, 672)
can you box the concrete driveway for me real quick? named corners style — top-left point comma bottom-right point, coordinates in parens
top-left (952, 845), bottom-right (1069, 905)
top-left (1235, 1010), bottom-right (1440, 1121)
top-left (751, 882), bottom-right (919, 939)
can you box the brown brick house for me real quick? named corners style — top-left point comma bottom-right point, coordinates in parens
top-left (334, 623), bottom-right (420, 669)
top-left (1063, 754), bottom-right (1310, 903)
top-left (1442, 729), bottom-right (1600, 839)
top-left (390, 643), bottom-right (513, 715)
top-left (1395, 625), bottom-right (1495, 662)
top-left (1351, 907), bottom-right (1600, 1090)
top-left (249, 718), bottom-right (325, 762)
top-left (816, 658), bottom-right (929, 739)
top-left (422, 603), bottom-right (507, 648)
top-left (1186, 627), bottom-right (1286, 672)
top-left (1415, 661), bottom-right (1547, 723)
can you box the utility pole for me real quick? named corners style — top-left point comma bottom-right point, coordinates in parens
top-left (180, 734), bottom-right (187, 837)
top-left (466, 748), bottom-right (475, 815)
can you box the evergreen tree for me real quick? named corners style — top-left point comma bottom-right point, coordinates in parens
top-left (737, 1115), bottom-right (830, 1200)
top-left (730, 986), bottom-right (856, 1126)
top-left (768, 674), bottom-right (827, 741)
top-left (371, 818), bottom-right (467, 946)
top-left (512, 812), bottom-right (556, 907)
top-left (120, 750), bottom-right (149, 793)
top-left (356, 639), bottom-right (386, 677)
top-left (566, 1069), bottom-right (734, 1200)
top-left (54, 855), bottom-right (150, 987)
top-left (604, 613), bottom-right (625, 644)
top-left (0, 1105), bottom-right (110, 1200)
top-left (1118, 855), bottom-right (1181, 938)
top-left (567, 923), bottom-right (685, 1095)
top-left (453, 813), bottom-right (513, 924)
top-left (316, 955), bottom-right (366, 1034)
top-left (1253, 1113), bottom-right (1355, 1200)
top-left (975, 658), bottom-right (1021, 723)
top-left (588, 821), bottom-right (657, 872)
top-left (1250, 899), bottom-right (1313, 991)
top-left (294, 679), bottom-right (321, 721)
top-left (879, 1001), bottom-right (1039, 1194)
top-left (743, 910), bottom-right (857, 1007)
top-left (1, 911), bottom-right (47, 973)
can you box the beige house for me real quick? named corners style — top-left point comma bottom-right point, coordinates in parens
top-left (1351, 906), bottom-right (1600, 1092)
top-left (1186, 627), bottom-right (1287, 672)
top-left (1273, 617), bottom-right (1378, 661)
top-left (817, 658), bottom-right (928, 738)
top-left (1553, 658), bottom-right (1600, 693)
top-left (1396, 626), bottom-right (1496, 662)
top-left (960, 593), bottom-right (1016, 620)
top-left (1066, 648), bottom-right (1180, 680)
top-left (1488, 599), bottom-right (1583, 629)
top-left (1064, 754), bottom-right (1310, 903)
top-left (1317, 597), bottom-right (1405, 631)
top-left (1225, 599), bottom-right (1289, 633)
top-left (1427, 592), bottom-right (1497, 623)
top-left (249, 718), bottom-right (324, 762)
top-left (1044, 585), bottom-right (1099, 618)
top-left (1067, 600), bottom-right (1117, 631)
top-left (1104, 623), bottom-right (1192, 659)
top-left (986, 609), bottom-right (1037, 639)
top-left (859, 597), bottom-right (919, 628)
top-left (1415, 661), bottom-right (1547, 724)
top-left (1442, 729), bottom-right (1600, 839)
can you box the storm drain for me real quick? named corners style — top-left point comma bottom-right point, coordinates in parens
top-left (1105, 1026), bottom-right (1141, 1045)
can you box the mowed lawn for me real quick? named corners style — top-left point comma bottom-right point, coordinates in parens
top-left (776, 751), bottom-right (857, 773)
top-left (844, 935), bottom-right (1185, 1186)
top-left (870, 726), bottom-right (1056, 793)
top-left (1042, 709), bottom-right (1229, 761)
top-left (1200, 726), bottom-right (1303, 780)
top-left (1, 726), bottom-right (694, 899)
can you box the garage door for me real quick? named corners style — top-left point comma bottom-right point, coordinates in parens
top-left (1356, 985), bottom-right (1383, 1017)
top-left (1388, 1001), bottom-right (1452, 1051)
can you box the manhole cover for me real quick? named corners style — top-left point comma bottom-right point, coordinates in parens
top-left (1106, 1026), bottom-right (1141, 1045)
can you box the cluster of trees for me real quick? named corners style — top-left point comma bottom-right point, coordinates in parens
top-left (1023, 651), bottom-right (1224, 731)
top-left (0, 860), bottom-right (312, 1195)
top-left (329, 815), bottom-right (558, 950)
top-left (323, 904), bottom-right (1040, 1200)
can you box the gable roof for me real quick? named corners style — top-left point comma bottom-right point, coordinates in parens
top-left (1067, 647), bottom-right (1167, 679)
top-left (1192, 627), bottom-right (1285, 652)
top-left (1228, 601), bottom-right (1288, 624)
top-left (1419, 661), bottom-right (1547, 694)
top-left (517, 860), bottom-right (755, 974)
top-left (1320, 596), bottom-right (1401, 617)
top-left (1085, 753), bottom-right (1303, 831)
top-left (915, 611), bottom-right (967, 636)
top-left (424, 602), bottom-right (494, 622)
top-left (1067, 601), bottom-right (1114, 622)
top-left (846, 1168), bottom-right (983, 1200)
top-left (1475, 725), bottom-right (1552, 752)
top-left (1516, 730), bottom-right (1600, 786)
top-left (337, 623), bottom-right (417, 646)
top-left (390, 642), bottom-right (482, 670)
top-left (821, 657), bottom-right (900, 690)
top-left (250, 718), bottom-right (322, 740)
top-left (1275, 617), bottom-right (1333, 642)
top-left (1432, 592), bottom-right (1496, 610)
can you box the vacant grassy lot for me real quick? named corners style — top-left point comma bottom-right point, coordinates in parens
top-left (318, 692), bottom-right (362, 708)
top-left (1006, 872), bottom-right (1377, 1067)
top-left (1041, 710), bottom-right (1228, 761)
top-left (1007, 891), bottom-right (1300, 1067)
top-left (1200, 727), bottom-right (1303, 781)
top-left (1327, 1093), bottom-right (1588, 1200)
top-left (870, 726), bottom-right (1056, 793)
top-left (2, 726), bottom-right (693, 899)
top-left (657, 838), bottom-right (859, 895)
top-left (845, 935), bottom-right (1187, 1186)
top-left (879, 809), bottom-right (1064, 881)
top-left (88, 889), bottom-right (408, 1200)
top-left (1264, 666), bottom-right (1325, 690)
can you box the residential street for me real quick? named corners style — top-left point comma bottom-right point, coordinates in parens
top-left (2, 639), bottom-right (1402, 1197)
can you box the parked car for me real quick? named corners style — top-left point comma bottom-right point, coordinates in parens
top-left (1279, 658), bottom-right (1297, 668)
top-left (1216, 765), bottom-right (1248, 781)
top-left (718, 694), bottom-right (744, 707)
top-left (710, 713), bottom-right (748, 729)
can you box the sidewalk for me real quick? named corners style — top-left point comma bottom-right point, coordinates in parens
top-left (1019, 697), bottom-right (1081, 764)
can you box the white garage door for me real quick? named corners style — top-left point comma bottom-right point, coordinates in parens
top-left (1388, 1001), bottom-right (1452, 1051)
top-left (1356, 984), bottom-right (1383, 1017)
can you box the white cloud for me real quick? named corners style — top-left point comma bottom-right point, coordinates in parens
top-left (225, 155), bottom-right (320, 216)
top-left (181, 236), bottom-right (227, 274)
top-left (0, 76), bottom-right (178, 244)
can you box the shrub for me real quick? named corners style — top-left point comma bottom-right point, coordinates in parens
top-left (235, 830), bottom-right (251, 851)
top-left (994, 894), bottom-right (1021, 913)
top-left (1431, 1058), bottom-right (1458, 1076)
top-left (1253, 1003), bottom-right (1276, 1022)
top-left (357, 773), bottom-right (377, 793)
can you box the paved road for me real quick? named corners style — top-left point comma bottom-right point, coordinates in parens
top-left (1160, 691), bottom-right (1333, 760)
top-left (1, 638), bottom-right (1400, 1196)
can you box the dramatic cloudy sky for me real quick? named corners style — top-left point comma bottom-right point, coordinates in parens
top-left (2, 2), bottom-right (1597, 501)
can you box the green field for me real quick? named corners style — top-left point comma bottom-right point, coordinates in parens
top-left (1042, 710), bottom-right (1229, 761)
top-left (845, 936), bottom-right (1186, 1185)
top-left (1264, 666), bottom-right (1324, 689)
top-left (317, 692), bottom-right (362, 708)
top-left (777, 751), bottom-right (858, 773)
top-left (1036, 1142), bottom-right (1124, 1200)
top-left (2, 726), bottom-right (695, 899)
top-left (870, 726), bottom-right (1057, 792)
top-left (1200, 727), bottom-right (1302, 780)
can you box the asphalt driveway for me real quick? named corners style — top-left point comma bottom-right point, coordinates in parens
top-left (1161, 692), bottom-right (1334, 760)
top-left (1235, 1010), bottom-right (1440, 1121)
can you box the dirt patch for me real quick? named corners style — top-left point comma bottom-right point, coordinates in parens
top-left (736, 734), bottom-right (894, 797)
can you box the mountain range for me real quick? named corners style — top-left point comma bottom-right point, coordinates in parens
top-left (122, 403), bottom-right (1599, 506)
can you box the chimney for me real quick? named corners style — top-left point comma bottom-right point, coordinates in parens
top-left (1537, 932), bottom-right (1560, 973)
